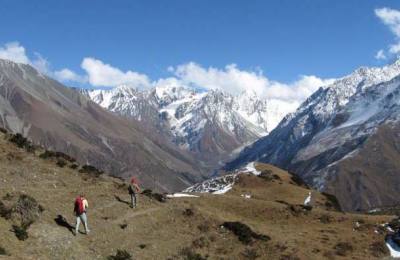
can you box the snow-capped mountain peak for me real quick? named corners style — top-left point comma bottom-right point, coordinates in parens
top-left (224, 58), bottom-right (400, 211)
top-left (84, 82), bottom-right (289, 169)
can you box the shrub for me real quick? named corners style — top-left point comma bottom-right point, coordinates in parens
top-left (8, 133), bottom-right (35, 152)
top-left (40, 150), bottom-right (76, 163)
top-left (222, 222), bottom-right (270, 244)
top-left (119, 223), bottom-right (128, 229)
top-left (107, 249), bottom-right (132, 260)
top-left (334, 242), bottom-right (353, 256)
top-left (14, 194), bottom-right (42, 227)
top-left (56, 159), bottom-right (67, 168)
top-left (288, 204), bottom-right (312, 216)
top-left (39, 150), bottom-right (56, 159)
top-left (141, 189), bottom-right (166, 203)
top-left (12, 224), bottom-right (29, 241)
top-left (0, 127), bottom-right (7, 134)
top-left (259, 170), bottom-right (281, 182)
top-left (54, 152), bottom-right (76, 162)
top-left (0, 201), bottom-right (11, 219)
top-left (79, 165), bottom-right (103, 177)
top-left (183, 208), bottom-right (194, 217)
top-left (179, 247), bottom-right (207, 260)
top-left (69, 163), bottom-right (79, 169)
top-left (0, 246), bottom-right (7, 255)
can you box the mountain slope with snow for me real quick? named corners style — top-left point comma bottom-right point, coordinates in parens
top-left (0, 59), bottom-right (204, 192)
top-left (84, 83), bottom-right (290, 169)
top-left (225, 60), bottom-right (400, 211)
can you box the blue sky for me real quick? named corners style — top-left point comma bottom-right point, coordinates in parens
top-left (1, 0), bottom-right (400, 101)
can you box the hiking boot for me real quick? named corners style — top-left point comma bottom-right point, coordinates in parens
top-left (85, 230), bottom-right (91, 235)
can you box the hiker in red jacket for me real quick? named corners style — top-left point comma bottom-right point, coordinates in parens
top-left (73, 194), bottom-right (90, 235)
top-left (129, 177), bottom-right (141, 208)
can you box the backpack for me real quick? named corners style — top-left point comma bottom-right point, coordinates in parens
top-left (74, 197), bottom-right (84, 215)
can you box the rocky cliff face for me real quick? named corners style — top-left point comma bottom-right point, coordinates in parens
top-left (225, 60), bottom-right (400, 211)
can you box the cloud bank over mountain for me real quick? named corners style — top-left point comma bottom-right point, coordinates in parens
top-left (0, 41), bottom-right (332, 109)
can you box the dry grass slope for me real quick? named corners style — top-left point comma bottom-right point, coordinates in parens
top-left (0, 131), bottom-right (394, 259)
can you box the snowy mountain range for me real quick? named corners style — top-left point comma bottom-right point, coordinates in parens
top-left (82, 82), bottom-right (290, 169)
top-left (225, 59), bottom-right (400, 211)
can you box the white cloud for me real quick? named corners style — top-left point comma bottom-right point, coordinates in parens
top-left (0, 42), bottom-right (51, 74)
top-left (54, 68), bottom-right (87, 83)
top-left (264, 75), bottom-right (334, 103)
top-left (389, 43), bottom-right (400, 54)
top-left (0, 42), bottom-right (30, 64)
top-left (81, 57), bottom-right (151, 88)
top-left (375, 7), bottom-right (400, 55)
top-left (375, 49), bottom-right (387, 60)
top-left (0, 42), bottom-right (334, 109)
top-left (375, 7), bottom-right (400, 37)
top-left (171, 62), bottom-right (269, 95)
top-left (169, 62), bottom-right (333, 104)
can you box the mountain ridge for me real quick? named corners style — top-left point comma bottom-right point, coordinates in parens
top-left (224, 59), bottom-right (400, 211)
top-left (83, 82), bottom-right (290, 169)
top-left (0, 58), bottom-right (205, 192)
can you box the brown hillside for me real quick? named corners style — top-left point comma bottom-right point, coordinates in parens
top-left (0, 59), bottom-right (205, 193)
top-left (0, 132), bottom-right (394, 259)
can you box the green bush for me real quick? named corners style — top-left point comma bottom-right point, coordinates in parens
top-left (8, 133), bottom-right (35, 152)
top-left (107, 249), bottom-right (133, 260)
top-left (258, 170), bottom-right (281, 182)
top-left (0, 201), bottom-right (11, 219)
top-left (222, 221), bottom-right (270, 244)
top-left (0, 246), bottom-right (7, 255)
top-left (141, 189), bottom-right (166, 203)
top-left (12, 224), bottom-right (28, 241)
top-left (39, 150), bottom-right (76, 163)
top-left (79, 165), bottom-right (103, 177)
top-left (183, 208), bottom-right (194, 217)
top-left (69, 163), bottom-right (79, 169)
top-left (56, 159), bottom-right (67, 168)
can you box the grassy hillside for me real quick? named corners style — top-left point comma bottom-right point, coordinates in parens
top-left (0, 131), bottom-right (394, 259)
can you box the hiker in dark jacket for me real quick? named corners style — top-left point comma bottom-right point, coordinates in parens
top-left (129, 177), bottom-right (141, 208)
top-left (73, 194), bottom-right (90, 235)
